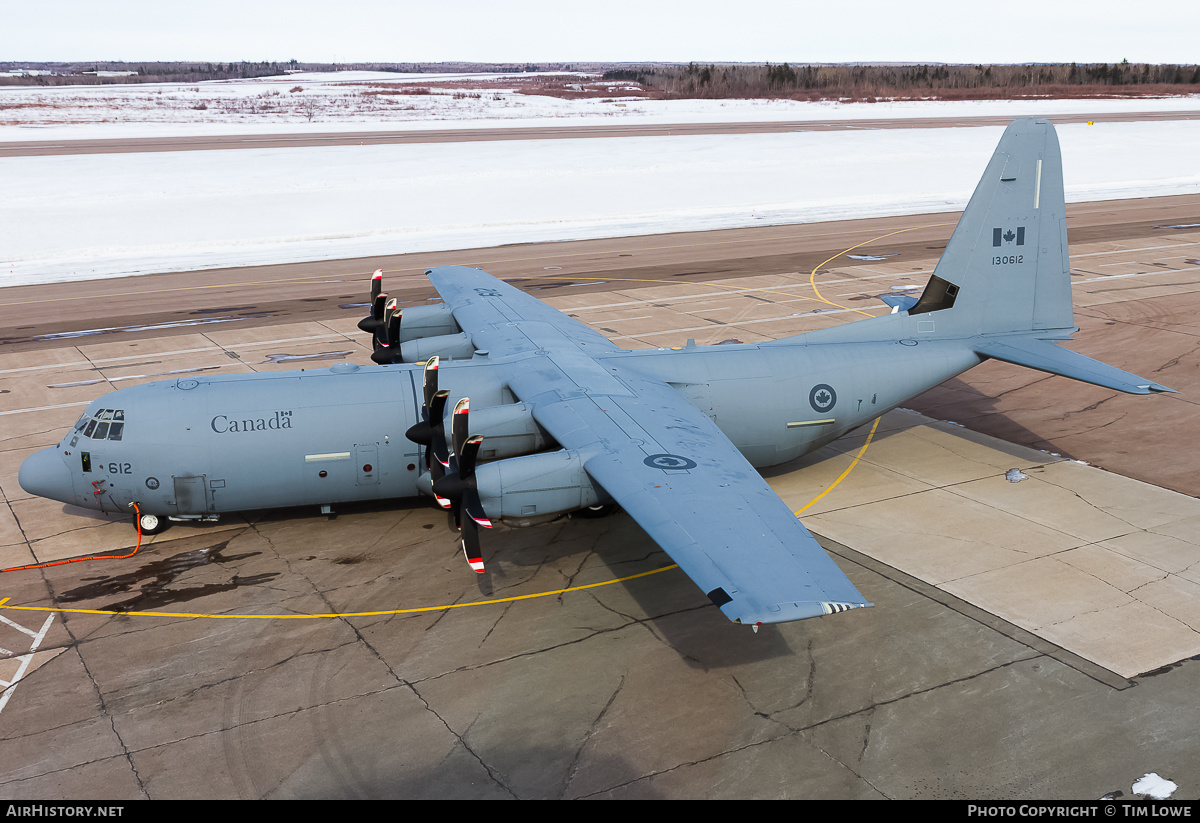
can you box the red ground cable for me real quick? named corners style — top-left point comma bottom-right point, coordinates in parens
top-left (1, 503), bottom-right (143, 573)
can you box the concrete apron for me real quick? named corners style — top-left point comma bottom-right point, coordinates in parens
top-left (769, 408), bottom-right (1200, 679)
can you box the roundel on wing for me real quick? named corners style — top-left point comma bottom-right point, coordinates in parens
top-left (643, 453), bottom-right (698, 471)
top-left (809, 384), bottom-right (837, 413)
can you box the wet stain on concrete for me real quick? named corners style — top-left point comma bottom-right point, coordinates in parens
top-left (57, 539), bottom-right (278, 613)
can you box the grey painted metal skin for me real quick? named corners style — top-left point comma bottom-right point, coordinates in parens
top-left (19, 120), bottom-right (1172, 628)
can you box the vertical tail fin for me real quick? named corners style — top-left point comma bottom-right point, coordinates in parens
top-left (921, 118), bottom-right (1073, 337)
top-left (928, 119), bottom-right (1173, 394)
top-left (775, 119), bottom-right (1173, 395)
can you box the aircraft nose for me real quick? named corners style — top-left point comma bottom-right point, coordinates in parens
top-left (19, 448), bottom-right (75, 505)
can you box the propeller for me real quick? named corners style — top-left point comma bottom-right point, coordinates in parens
top-left (404, 358), bottom-right (451, 507)
top-left (356, 269), bottom-right (385, 334)
top-left (403, 367), bottom-right (494, 573)
top-left (430, 398), bottom-right (493, 573)
top-left (370, 298), bottom-right (402, 364)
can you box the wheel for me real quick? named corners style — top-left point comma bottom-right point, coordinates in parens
top-left (573, 504), bottom-right (618, 519)
top-left (138, 512), bottom-right (168, 535)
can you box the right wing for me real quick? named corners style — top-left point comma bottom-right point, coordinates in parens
top-left (426, 265), bottom-right (622, 353)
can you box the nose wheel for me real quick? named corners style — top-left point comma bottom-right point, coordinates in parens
top-left (137, 512), bottom-right (168, 535)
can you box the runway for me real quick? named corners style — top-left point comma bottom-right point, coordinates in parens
top-left (1, 190), bottom-right (1199, 798)
top-left (2, 109), bottom-right (1197, 156)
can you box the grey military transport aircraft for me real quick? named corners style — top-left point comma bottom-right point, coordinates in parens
top-left (19, 119), bottom-right (1173, 629)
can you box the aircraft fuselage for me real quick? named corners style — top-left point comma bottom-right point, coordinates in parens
top-left (21, 337), bottom-right (982, 521)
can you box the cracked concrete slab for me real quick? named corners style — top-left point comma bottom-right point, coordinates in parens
top-left (797, 409), bottom-right (1200, 679)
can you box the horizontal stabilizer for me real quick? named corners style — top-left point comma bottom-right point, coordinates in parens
top-left (880, 293), bottom-right (919, 312)
top-left (975, 337), bottom-right (1175, 395)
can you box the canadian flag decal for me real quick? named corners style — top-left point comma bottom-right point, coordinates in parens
top-left (992, 226), bottom-right (1025, 247)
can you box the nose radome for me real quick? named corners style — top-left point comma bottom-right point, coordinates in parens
top-left (18, 448), bottom-right (75, 505)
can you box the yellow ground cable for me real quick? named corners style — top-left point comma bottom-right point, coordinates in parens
top-left (807, 222), bottom-right (954, 316)
top-left (795, 417), bottom-right (881, 515)
top-left (0, 565), bottom-right (678, 620)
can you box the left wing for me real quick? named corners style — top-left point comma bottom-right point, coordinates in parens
top-left (515, 364), bottom-right (872, 626)
top-left (423, 265), bottom-right (871, 625)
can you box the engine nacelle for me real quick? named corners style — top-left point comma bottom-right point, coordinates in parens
top-left (469, 402), bottom-right (549, 460)
top-left (473, 450), bottom-right (606, 524)
top-left (400, 332), bottom-right (476, 363)
top-left (397, 303), bottom-right (459, 343)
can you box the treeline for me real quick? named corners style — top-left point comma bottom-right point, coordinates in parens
top-left (0, 60), bottom-right (304, 85)
top-left (606, 61), bottom-right (1200, 100)
top-left (0, 60), bottom-right (583, 86)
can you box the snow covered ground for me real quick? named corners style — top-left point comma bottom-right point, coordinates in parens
top-left (3, 71), bottom-right (1199, 140)
top-left (1, 73), bottom-right (1198, 286)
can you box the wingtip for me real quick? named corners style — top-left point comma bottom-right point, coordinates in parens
top-left (727, 598), bottom-right (873, 626)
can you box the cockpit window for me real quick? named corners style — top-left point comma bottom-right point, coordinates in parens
top-left (78, 409), bottom-right (126, 440)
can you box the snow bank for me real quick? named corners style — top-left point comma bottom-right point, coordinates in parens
top-left (1, 87), bottom-right (1198, 287)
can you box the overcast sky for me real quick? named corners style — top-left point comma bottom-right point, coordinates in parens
top-left (3, 1), bottom-right (1197, 65)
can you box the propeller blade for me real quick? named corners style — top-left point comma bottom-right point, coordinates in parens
top-left (431, 458), bottom-right (451, 509)
top-left (356, 270), bottom-right (384, 332)
top-left (461, 516), bottom-right (486, 573)
top-left (384, 298), bottom-right (400, 347)
top-left (428, 406), bottom-right (490, 571)
top-left (369, 299), bottom-right (402, 364)
top-left (372, 291), bottom-right (388, 326)
top-left (464, 486), bottom-right (492, 529)
top-left (459, 434), bottom-right (484, 480)
top-left (422, 356), bottom-right (440, 411)
top-left (451, 398), bottom-right (470, 472)
top-left (358, 289), bottom-right (388, 335)
top-left (429, 390), bottom-right (450, 424)
top-left (431, 390), bottom-right (451, 467)
top-left (405, 361), bottom-right (444, 447)
top-left (448, 433), bottom-right (485, 530)
top-left (373, 298), bottom-right (395, 350)
top-left (432, 412), bottom-right (484, 530)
